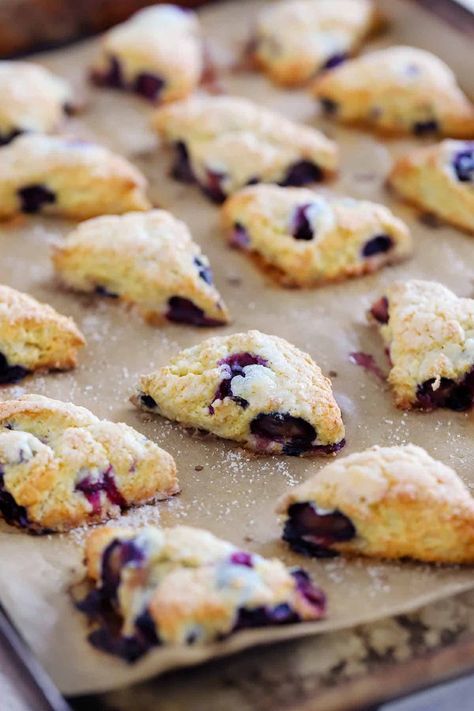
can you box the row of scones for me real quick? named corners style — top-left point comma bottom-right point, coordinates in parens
top-left (0, 0), bottom-right (473, 661)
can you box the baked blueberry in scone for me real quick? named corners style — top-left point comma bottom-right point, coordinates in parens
top-left (251, 0), bottom-right (377, 87)
top-left (221, 185), bottom-right (412, 287)
top-left (369, 280), bottom-right (474, 411)
top-left (312, 46), bottom-right (474, 137)
top-left (0, 134), bottom-right (150, 221)
top-left (153, 96), bottom-right (339, 203)
top-left (388, 140), bottom-right (474, 235)
top-left (0, 284), bottom-right (85, 383)
top-left (53, 210), bottom-right (230, 327)
top-left (132, 330), bottom-right (345, 456)
top-left (77, 524), bottom-right (326, 660)
top-left (90, 5), bottom-right (203, 104)
top-left (277, 444), bottom-right (474, 564)
top-left (0, 395), bottom-right (178, 533)
top-left (0, 61), bottom-right (75, 145)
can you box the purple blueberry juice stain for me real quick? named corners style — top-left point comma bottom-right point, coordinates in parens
top-left (291, 568), bottom-right (326, 615)
top-left (370, 296), bottom-right (389, 324)
top-left (75, 467), bottom-right (126, 515)
top-left (230, 223), bottom-right (251, 249)
top-left (133, 73), bottom-right (165, 102)
top-left (283, 502), bottom-right (356, 557)
top-left (416, 368), bottom-right (474, 411)
top-left (194, 256), bottom-right (213, 285)
top-left (349, 352), bottom-right (387, 382)
top-left (210, 352), bottom-right (268, 413)
top-left (230, 551), bottom-right (253, 567)
top-left (101, 537), bottom-right (146, 598)
top-left (323, 53), bottom-right (347, 70)
top-left (361, 234), bottom-right (393, 257)
top-left (291, 204), bottom-right (314, 240)
top-left (202, 169), bottom-right (227, 203)
top-left (18, 184), bottom-right (56, 214)
top-left (0, 353), bottom-right (29, 385)
top-left (166, 296), bottom-right (225, 327)
top-left (280, 161), bottom-right (323, 187)
top-left (452, 146), bottom-right (473, 182)
top-left (250, 412), bottom-right (317, 456)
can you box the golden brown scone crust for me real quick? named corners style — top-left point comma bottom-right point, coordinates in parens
top-left (90, 5), bottom-right (203, 104)
top-left (0, 284), bottom-right (84, 376)
top-left (133, 329), bottom-right (345, 456)
top-left (388, 140), bottom-right (474, 234)
top-left (312, 46), bottom-right (474, 138)
top-left (53, 210), bottom-right (230, 327)
top-left (0, 134), bottom-right (150, 221)
top-left (221, 184), bottom-right (412, 287)
top-left (153, 96), bottom-right (339, 200)
top-left (277, 444), bottom-right (474, 564)
top-left (253, 0), bottom-right (377, 87)
top-left (83, 523), bottom-right (325, 648)
top-left (0, 61), bottom-right (73, 140)
top-left (0, 394), bottom-right (178, 532)
top-left (369, 280), bottom-right (474, 410)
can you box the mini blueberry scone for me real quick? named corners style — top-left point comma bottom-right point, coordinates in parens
top-left (0, 284), bottom-right (85, 383)
top-left (90, 5), bottom-right (203, 104)
top-left (133, 330), bottom-right (345, 456)
top-left (388, 140), bottom-right (474, 234)
top-left (153, 96), bottom-right (339, 203)
top-left (277, 444), bottom-right (474, 563)
top-left (221, 185), bottom-right (412, 287)
top-left (369, 280), bottom-right (474, 411)
top-left (0, 134), bottom-right (150, 221)
top-left (77, 524), bottom-right (326, 660)
top-left (0, 61), bottom-right (75, 145)
top-left (252, 0), bottom-right (378, 87)
top-left (53, 210), bottom-right (230, 327)
top-left (312, 46), bottom-right (474, 137)
top-left (0, 395), bottom-right (178, 533)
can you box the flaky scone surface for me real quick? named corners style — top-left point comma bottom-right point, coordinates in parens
top-left (0, 61), bottom-right (73, 142)
top-left (313, 46), bottom-right (474, 137)
top-left (0, 284), bottom-right (85, 379)
top-left (370, 280), bottom-right (474, 410)
top-left (133, 330), bottom-right (345, 456)
top-left (153, 96), bottom-right (339, 201)
top-left (277, 444), bottom-right (474, 563)
top-left (91, 5), bottom-right (203, 104)
top-left (0, 395), bottom-right (178, 532)
top-left (221, 185), bottom-right (412, 286)
top-left (253, 0), bottom-right (376, 86)
top-left (389, 140), bottom-right (474, 234)
top-left (53, 210), bottom-right (230, 327)
top-left (80, 523), bottom-right (325, 656)
top-left (0, 134), bottom-right (150, 220)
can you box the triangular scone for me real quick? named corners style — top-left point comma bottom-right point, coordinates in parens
top-left (277, 444), bottom-right (474, 564)
top-left (91, 5), bottom-right (203, 104)
top-left (153, 96), bottom-right (339, 203)
top-left (0, 284), bottom-right (85, 383)
top-left (133, 330), bottom-right (345, 456)
top-left (78, 524), bottom-right (326, 659)
top-left (53, 210), bottom-right (230, 327)
top-left (369, 280), bottom-right (474, 410)
top-left (221, 185), bottom-right (412, 287)
top-left (252, 0), bottom-right (377, 87)
top-left (0, 395), bottom-right (178, 533)
top-left (312, 46), bottom-right (474, 137)
top-left (388, 140), bottom-right (474, 235)
top-left (0, 134), bottom-right (150, 221)
top-left (0, 61), bottom-right (74, 145)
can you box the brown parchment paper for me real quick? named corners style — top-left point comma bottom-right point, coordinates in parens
top-left (0, 0), bottom-right (473, 696)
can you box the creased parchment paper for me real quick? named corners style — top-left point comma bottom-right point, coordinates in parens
top-left (0, 0), bottom-right (473, 696)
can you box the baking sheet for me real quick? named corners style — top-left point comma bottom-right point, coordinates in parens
top-left (0, 0), bottom-right (473, 696)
